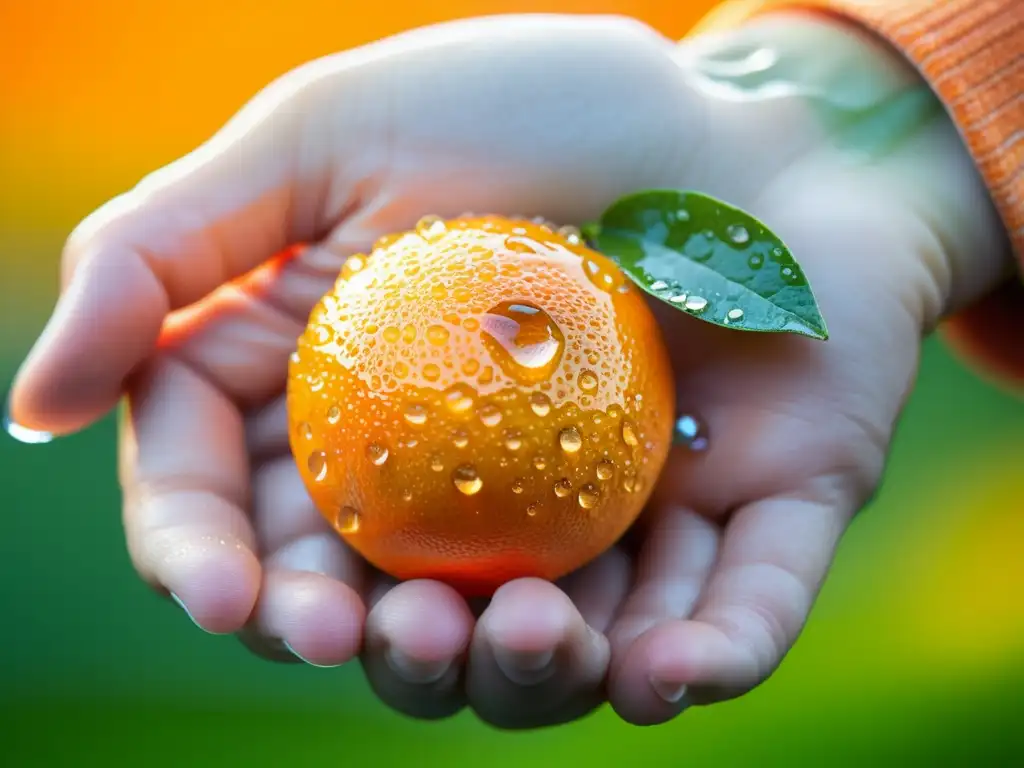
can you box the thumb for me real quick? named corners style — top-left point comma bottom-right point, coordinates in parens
top-left (9, 65), bottom-right (333, 436)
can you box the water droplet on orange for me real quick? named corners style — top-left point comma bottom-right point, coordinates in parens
top-left (621, 420), bottom-right (640, 448)
top-left (529, 392), bottom-right (552, 417)
top-left (366, 443), bottom-right (389, 466)
top-left (479, 404), bottom-right (503, 427)
top-left (453, 430), bottom-right (469, 449)
top-left (444, 385), bottom-right (475, 414)
top-left (577, 483), bottom-right (600, 510)
top-left (404, 404), bottom-right (428, 426)
top-left (480, 301), bottom-right (565, 384)
top-left (577, 370), bottom-right (598, 393)
top-left (559, 426), bottom-right (583, 454)
top-left (453, 464), bottom-right (483, 496)
top-left (336, 505), bottom-right (361, 533)
top-left (326, 406), bottom-right (341, 425)
top-left (596, 459), bottom-right (615, 481)
top-left (511, 479), bottom-right (525, 494)
top-left (503, 429), bottom-right (523, 451)
top-left (416, 215), bottom-right (447, 241)
top-left (297, 421), bottom-right (313, 440)
top-left (308, 450), bottom-right (328, 482)
top-left (430, 455), bottom-right (445, 472)
top-left (553, 478), bottom-right (573, 498)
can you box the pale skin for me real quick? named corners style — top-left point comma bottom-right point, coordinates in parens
top-left (10, 13), bottom-right (1012, 728)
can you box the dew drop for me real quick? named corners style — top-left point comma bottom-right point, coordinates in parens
top-left (727, 308), bottom-right (744, 321)
top-left (366, 443), bottom-right (389, 466)
top-left (622, 470), bottom-right (637, 493)
top-left (453, 430), bottom-right (469, 449)
top-left (308, 450), bottom-right (328, 482)
top-left (577, 370), bottom-right (598, 393)
top-left (503, 428), bottom-right (523, 451)
top-left (423, 363), bottom-right (441, 382)
top-left (480, 301), bottom-right (565, 384)
top-left (511, 479), bottom-right (525, 495)
top-left (673, 413), bottom-right (710, 451)
top-left (526, 502), bottom-right (540, 517)
top-left (444, 385), bottom-right (475, 414)
top-left (748, 254), bottom-right (764, 270)
top-left (327, 405), bottom-right (342, 425)
top-left (453, 464), bottom-right (483, 496)
top-left (336, 506), bottom-right (361, 534)
top-left (668, 294), bottom-right (688, 305)
top-left (430, 455), bottom-right (445, 472)
top-left (529, 392), bottom-right (552, 417)
top-left (533, 455), bottom-right (548, 471)
top-left (650, 280), bottom-right (669, 292)
top-left (621, 421), bottom-right (640, 448)
top-left (297, 421), bottom-right (313, 440)
top-left (577, 483), bottom-right (600, 510)
top-left (558, 426), bottom-right (583, 454)
top-left (553, 478), bottom-right (573, 498)
top-left (727, 224), bottom-right (750, 245)
top-left (416, 215), bottom-right (447, 241)
top-left (404, 403), bottom-right (428, 426)
top-left (479, 404), bottom-right (503, 428)
top-left (596, 459), bottom-right (615, 481)
top-left (684, 296), bottom-right (709, 312)
top-left (427, 325), bottom-right (450, 346)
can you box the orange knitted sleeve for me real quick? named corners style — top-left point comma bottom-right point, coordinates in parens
top-left (694, 0), bottom-right (1024, 392)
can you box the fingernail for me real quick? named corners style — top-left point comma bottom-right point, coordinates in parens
top-left (3, 391), bottom-right (53, 445)
top-left (283, 641), bottom-right (342, 669)
top-left (493, 647), bottom-right (555, 686)
top-left (169, 591), bottom-right (214, 634)
top-left (384, 646), bottom-right (453, 684)
top-left (650, 677), bottom-right (689, 704)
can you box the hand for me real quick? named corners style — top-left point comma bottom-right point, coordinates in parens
top-left (10, 13), bottom-right (1009, 728)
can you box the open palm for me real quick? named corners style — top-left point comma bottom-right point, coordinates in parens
top-left (11, 14), bottom-right (994, 728)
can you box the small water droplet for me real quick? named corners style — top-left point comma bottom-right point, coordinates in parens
top-left (453, 464), bottom-right (483, 495)
top-left (529, 392), bottom-right (551, 417)
top-left (621, 421), bottom-right (640, 448)
top-left (480, 301), bottom-right (565, 384)
top-left (404, 403), bottom-right (428, 425)
top-left (669, 293), bottom-right (688, 304)
top-left (308, 450), bottom-right (328, 481)
top-left (596, 459), bottom-right (615, 481)
top-left (781, 266), bottom-right (800, 284)
top-left (558, 426), bottom-right (583, 454)
top-left (675, 208), bottom-right (690, 222)
top-left (309, 376), bottom-right (324, 393)
top-left (503, 429), bottom-right (523, 451)
top-left (577, 370), bottom-right (598, 393)
top-left (622, 470), bottom-right (637, 493)
top-left (423, 363), bottom-right (441, 382)
top-left (401, 489), bottom-right (413, 502)
top-left (557, 224), bottom-right (582, 244)
top-left (416, 215), bottom-right (447, 241)
top-left (366, 443), bottom-right (389, 466)
top-left (526, 502), bottom-right (540, 517)
top-left (726, 224), bottom-right (750, 245)
top-left (533, 455), bottom-right (547, 471)
top-left (297, 421), bottom-right (313, 440)
top-left (685, 296), bottom-right (709, 312)
top-left (553, 478), bottom-right (573, 498)
top-left (444, 385), bottom-right (475, 414)
top-left (343, 254), bottom-right (365, 274)
top-left (511, 479), bottom-right (525, 494)
top-left (336, 505), bottom-right (361, 533)
top-left (727, 308), bottom-right (744, 321)
top-left (430, 455), bottom-right (445, 472)
top-left (326, 405), bottom-right (342, 424)
top-left (453, 430), bottom-right (469, 449)
top-left (673, 413), bottom-right (710, 451)
top-left (748, 254), bottom-right (764, 269)
top-left (650, 280), bottom-right (669, 292)
top-left (479, 404), bottom-right (503, 428)
top-left (577, 483), bottom-right (600, 510)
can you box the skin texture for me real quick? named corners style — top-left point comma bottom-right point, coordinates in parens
top-left (287, 216), bottom-right (675, 595)
top-left (9, 13), bottom-right (1012, 728)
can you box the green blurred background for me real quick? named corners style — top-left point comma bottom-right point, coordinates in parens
top-left (2, 0), bottom-right (1022, 765)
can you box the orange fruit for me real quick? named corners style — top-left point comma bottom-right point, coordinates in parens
top-left (287, 215), bottom-right (675, 596)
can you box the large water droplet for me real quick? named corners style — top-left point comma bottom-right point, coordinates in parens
top-left (404, 403), bottom-right (428, 426)
top-left (577, 370), bottom-right (598, 393)
top-left (416, 215), bottom-right (447, 241)
top-left (366, 443), bottom-right (389, 466)
top-left (673, 413), bottom-right (710, 451)
top-left (427, 325), bottom-right (450, 346)
top-left (444, 385), bottom-right (475, 414)
top-left (558, 426), bottom-right (583, 454)
top-left (529, 392), bottom-right (552, 417)
top-left (479, 404), bottom-right (503, 428)
top-left (621, 421), bottom-right (640, 448)
top-left (336, 506), bottom-right (361, 534)
top-left (308, 450), bottom-right (328, 481)
top-left (577, 483), bottom-right (600, 510)
top-left (480, 301), bottom-right (565, 384)
top-left (453, 464), bottom-right (483, 496)
top-left (553, 478), bottom-right (573, 498)
top-left (726, 224), bottom-right (750, 245)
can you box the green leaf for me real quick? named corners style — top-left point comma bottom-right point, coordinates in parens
top-left (583, 190), bottom-right (828, 340)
